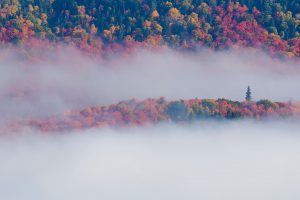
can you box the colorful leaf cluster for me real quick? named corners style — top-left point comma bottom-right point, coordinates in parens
top-left (26, 98), bottom-right (296, 132)
top-left (0, 0), bottom-right (299, 57)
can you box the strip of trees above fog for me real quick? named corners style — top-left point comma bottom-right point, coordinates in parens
top-left (0, 0), bottom-right (299, 57)
top-left (14, 97), bottom-right (296, 132)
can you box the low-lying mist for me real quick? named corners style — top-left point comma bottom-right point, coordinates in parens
top-left (1, 120), bottom-right (300, 200)
top-left (1, 46), bottom-right (300, 122)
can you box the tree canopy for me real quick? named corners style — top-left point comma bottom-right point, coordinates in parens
top-left (0, 0), bottom-right (299, 57)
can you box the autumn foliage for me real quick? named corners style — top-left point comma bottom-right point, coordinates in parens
top-left (0, 1), bottom-right (299, 58)
top-left (22, 98), bottom-right (297, 132)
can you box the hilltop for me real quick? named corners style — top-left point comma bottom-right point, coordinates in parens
top-left (20, 98), bottom-right (298, 132)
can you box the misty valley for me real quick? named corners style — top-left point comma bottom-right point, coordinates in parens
top-left (1, 46), bottom-right (300, 200)
top-left (1, 0), bottom-right (300, 199)
top-left (1, 121), bottom-right (300, 200)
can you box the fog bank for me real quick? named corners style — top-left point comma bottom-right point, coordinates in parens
top-left (1, 121), bottom-right (300, 200)
top-left (1, 46), bottom-right (300, 121)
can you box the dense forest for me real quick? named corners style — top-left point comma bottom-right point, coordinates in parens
top-left (0, 0), bottom-right (299, 57)
top-left (12, 98), bottom-right (295, 132)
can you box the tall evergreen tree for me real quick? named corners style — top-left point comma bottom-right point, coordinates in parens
top-left (245, 86), bottom-right (252, 101)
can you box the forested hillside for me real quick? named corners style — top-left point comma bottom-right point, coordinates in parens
top-left (0, 0), bottom-right (299, 57)
top-left (10, 98), bottom-right (295, 132)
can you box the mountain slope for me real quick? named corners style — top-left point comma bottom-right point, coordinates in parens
top-left (0, 0), bottom-right (299, 57)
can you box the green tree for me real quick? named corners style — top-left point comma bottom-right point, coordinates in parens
top-left (166, 100), bottom-right (189, 122)
top-left (245, 86), bottom-right (252, 101)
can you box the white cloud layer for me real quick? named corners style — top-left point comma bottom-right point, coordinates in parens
top-left (0, 120), bottom-right (300, 200)
top-left (0, 46), bottom-right (300, 122)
